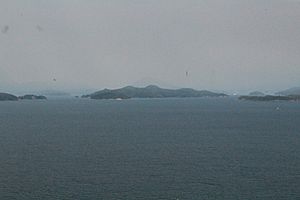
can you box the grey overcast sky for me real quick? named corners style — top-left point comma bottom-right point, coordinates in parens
top-left (1, 0), bottom-right (300, 93)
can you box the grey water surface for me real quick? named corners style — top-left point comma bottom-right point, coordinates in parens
top-left (0, 98), bottom-right (300, 200)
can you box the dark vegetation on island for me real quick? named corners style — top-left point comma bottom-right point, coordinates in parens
top-left (0, 93), bottom-right (18, 101)
top-left (18, 95), bottom-right (47, 100)
top-left (0, 93), bottom-right (47, 101)
top-left (83, 85), bottom-right (228, 100)
top-left (239, 95), bottom-right (300, 101)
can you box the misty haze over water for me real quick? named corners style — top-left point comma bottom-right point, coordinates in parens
top-left (1, 0), bottom-right (300, 94)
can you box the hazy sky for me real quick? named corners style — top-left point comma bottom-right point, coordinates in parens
top-left (1, 0), bottom-right (300, 93)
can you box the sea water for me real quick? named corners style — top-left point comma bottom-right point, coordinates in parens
top-left (0, 98), bottom-right (300, 199)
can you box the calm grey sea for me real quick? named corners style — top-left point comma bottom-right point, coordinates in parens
top-left (0, 98), bottom-right (300, 200)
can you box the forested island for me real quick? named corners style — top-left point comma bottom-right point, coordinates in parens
top-left (0, 93), bottom-right (18, 101)
top-left (0, 93), bottom-right (47, 101)
top-left (83, 85), bottom-right (228, 100)
top-left (18, 95), bottom-right (47, 100)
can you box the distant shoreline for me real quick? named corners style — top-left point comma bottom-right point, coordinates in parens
top-left (1, 85), bottom-right (300, 102)
top-left (0, 93), bottom-right (47, 101)
top-left (239, 95), bottom-right (300, 101)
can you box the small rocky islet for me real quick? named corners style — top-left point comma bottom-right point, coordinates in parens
top-left (0, 93), bottom-right (47, 101)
